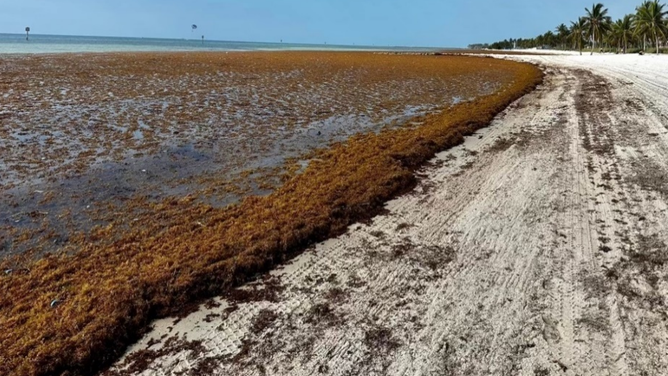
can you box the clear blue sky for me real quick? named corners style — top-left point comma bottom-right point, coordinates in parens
top-left (1, 0), bottom-right (639, 47)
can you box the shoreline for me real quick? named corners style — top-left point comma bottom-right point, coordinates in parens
top-left (0, 48), bottom-right (446, 56)
top-left (0, 34), bottom-right (449, 55)
top-left (0, 54), bottom-right (542, 376)
top-left (0, 52), bottom-right (493, 258)
top-left (110, 53), bottom-right (668, 376)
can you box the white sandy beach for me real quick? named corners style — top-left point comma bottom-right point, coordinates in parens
top-left (107, 53), bottom-right (668, 376)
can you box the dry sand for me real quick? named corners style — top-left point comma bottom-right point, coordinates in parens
top-left (107, 54), bottom-right (668, 375)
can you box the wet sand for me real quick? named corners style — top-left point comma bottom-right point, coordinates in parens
top-left (0, 52), bottom-right (507, 257)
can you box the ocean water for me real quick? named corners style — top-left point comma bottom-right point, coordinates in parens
top-left (0, 33), bottom-right (445, 54)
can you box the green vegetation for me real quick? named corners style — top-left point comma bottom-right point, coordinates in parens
top-left (585, 3), bottom-right (612, 54)
top-left (570, 17), bottom-right (588, 54)
top-left (471, 1), bottom-right (668, 54)
top-left (610, 15), bottom-right (635, 53)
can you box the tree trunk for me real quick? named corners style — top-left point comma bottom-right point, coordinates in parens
top-left (644, 35), bottom-right (647, 51)
top-left (657, 35), bottom-right (661, 54)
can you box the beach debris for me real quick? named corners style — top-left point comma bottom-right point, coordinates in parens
top-left (0, 52), bottom-right (542, 376)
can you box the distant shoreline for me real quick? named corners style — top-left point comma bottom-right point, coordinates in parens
top-left (0, 33), bottom-right (452, 54)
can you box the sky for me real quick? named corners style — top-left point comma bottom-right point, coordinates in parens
top-left (0, 0), bottom-right (641, 47)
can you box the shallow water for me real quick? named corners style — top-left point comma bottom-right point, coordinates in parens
top-left (0, 105), bottom-right (439, 256)
top-left (0, 52), bottom-right (508, 257)
top-left (0, 33), bottom-right (447, 54)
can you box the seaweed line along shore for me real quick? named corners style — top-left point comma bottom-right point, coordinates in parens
top-left (0, 52), bottom-right (542, 376)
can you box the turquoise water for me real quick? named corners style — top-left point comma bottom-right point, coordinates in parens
top-left (0, 33), bottom-right (446, 54)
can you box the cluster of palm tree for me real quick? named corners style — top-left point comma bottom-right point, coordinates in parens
top-left (476, 1), bottom-right (668, 54)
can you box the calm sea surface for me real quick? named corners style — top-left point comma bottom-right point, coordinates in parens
top-left (0, 33), bottom-right (447, 54)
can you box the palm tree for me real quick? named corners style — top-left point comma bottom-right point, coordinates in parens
top-left (570, 17), bottom-right (587, 55)
top-left (635, 0), bottom-right (653, 51)
top-left (556, 23), bottom-right (570, 49)
top-left (25, 27), bottom-right (30, 41)
top-left (635, 0), bottom-right (668, 54)
top-left (585, 3), bottom-right (612, 54)
top-left (542, 31), bottom-right (557, 47)
top-left (611, 15), bottom-right (635, 53)
top-left (608, 20), bottom-right (623, 53)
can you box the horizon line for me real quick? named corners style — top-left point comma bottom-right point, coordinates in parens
top-left (0, 32), bottom-right (452, 50)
